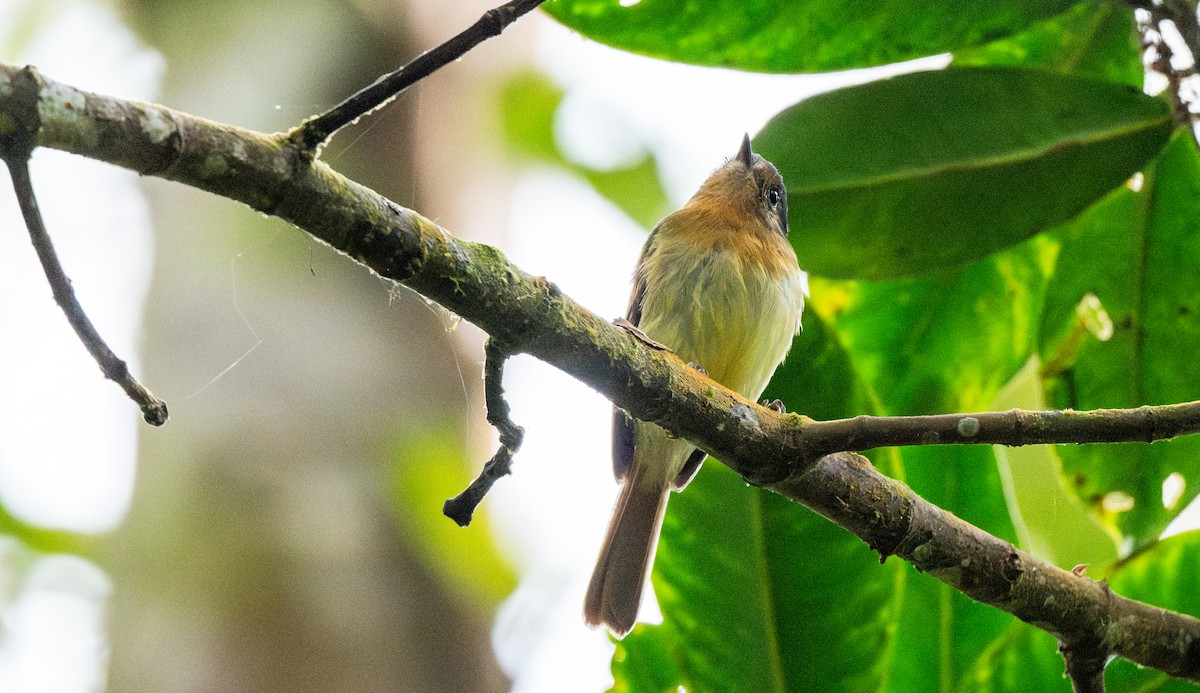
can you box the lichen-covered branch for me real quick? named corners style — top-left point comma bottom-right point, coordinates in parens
top-left (3, 61), bottom-right (1200, 682)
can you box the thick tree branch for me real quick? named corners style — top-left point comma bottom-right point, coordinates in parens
top-left (3, 62), bottom-right (1200, 682)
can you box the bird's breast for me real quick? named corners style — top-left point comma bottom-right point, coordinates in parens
top-left (637, 235), bottom-right (805, 401)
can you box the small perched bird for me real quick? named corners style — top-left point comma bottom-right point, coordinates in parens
top-left (584, 135), bottom-right (807, 637)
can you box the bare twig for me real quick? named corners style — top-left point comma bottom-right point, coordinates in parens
top-left (291, 0), bottom-right (549, 152)
top-left (4, 158), bottom-right (168, 425)
top-left (797, 401), bottom-right (1200, 461)
top-left (443, 338), bottom-right (524, 526)
top-left (5, 62), bottom-right (1200, 683)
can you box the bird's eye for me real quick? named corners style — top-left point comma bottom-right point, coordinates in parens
top-left (767, 187), bottom-right (781, 208)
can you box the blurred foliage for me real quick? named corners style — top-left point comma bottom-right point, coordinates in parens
top-left (536, 1), bottom-right (1200, 691)
top-left (495, 70), bottom-right (669, 228)
top-left (388, 427), bottom-right (518, 612)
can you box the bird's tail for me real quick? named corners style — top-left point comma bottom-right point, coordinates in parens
top-left (583, 470), bottom-right (668, 638)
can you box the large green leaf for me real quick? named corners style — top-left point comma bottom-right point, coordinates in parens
top-left (1106, 530), bottom-right (1200, 692)
top-left (953, 0), bottom-right (1141, 85)
top-left (754, 67), bottom-right (1172, 279)
top-left (812, 236), bottom-right (1057, 415)
top-left (884, 446), bottom-right (1023, 690)
top-left (542, 0), bottom-right (1076, 73)
top-left (612, 316), bottom-right (903, 692)
top-left (1039, 132), bottom-right (1200, 548)
top-left (812, 237), bottom-right (1058, 688)
top-left (957, 623), bottom-right (1070, 693)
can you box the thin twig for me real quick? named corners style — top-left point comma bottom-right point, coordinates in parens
top-left (443, 338), bottom-right (524, 526)
top-left (5, 159), bottom-right (168, 425)
top-left (291, 0), bottom-right (548, 152)
top-left (797, 401), bottom-right (1200, 462)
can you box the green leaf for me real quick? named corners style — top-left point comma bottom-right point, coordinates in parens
top-left (0, 504), bottom-right (95, 556)
top-left (495, 69), bottom-right (669, 228)
top-left (612, 316), bottom-right (903, 692)
top-left (1039, 132), bottom-right (1200, 548)
top-left (1106, 530), bottom-right (1200, 692)
top-left (813, 236), bottom-right (1057, 415)
top-left (992, 361), bottom-right (1118, 570)
top-left (812, 239), bottom-right (1057, 688)
top-left (957, 623), bottom-right (1070, 693)
top-left (953, 0), bottom-right (1141, 85)
top-left (542, 0), bottom-right (1077, 73)
top-left (754, 67), bottom-right (1173, 279)
top-left (885, 446), bottom-right (1022, 690)
top-left (387, 427), bottom-right (517, 611)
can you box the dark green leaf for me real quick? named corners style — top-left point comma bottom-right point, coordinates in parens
top-left (543, 0), bottom-right (1076, 73)
top-left (813, 236), bottom-right (1056, 415)
top-left (957, 623), bottom-right (1070, 693)
top-left (1039, 132), bottom-right (1200, 547)
top-left (953, 0), bottom-right (1141, 85)
top-left (755, 67), bottom-right (1172, 279)
top-left (885, 446), bottom-right (1022, 690)
top-left (811, 238), bottom-right (1058, 688)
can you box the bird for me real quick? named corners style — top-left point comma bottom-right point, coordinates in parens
top-left (584, 134), bottom-right (807, 637)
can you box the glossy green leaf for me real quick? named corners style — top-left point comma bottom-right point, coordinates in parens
top-left (957, 623), bottom-right (1070, 693)
top-left (388, 428), bottom-right (517, 611)
top-left (813, 236), bottom-right (1057, 416)
top-left (496, 70), bottom-right (669, 228)
top-left (542, 0), bottom-right (1075, 73)
top-left (992, 362), bottom-right (1117, 570)
top-left (885, 446), bottom-right (1022, 690)
top-left (1106, 530), bottom-right (1200, 692)
top-left (953, 0), bottom-right (1141, 85)
top-left (754, 67), bottom-right (1172, 279)
top-left (612, 316), bottom-right (903, 692)
top-left (1039, 132), bottom-right (1200, 548)
top-left (812, 238), bottom-right (1057, 688)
